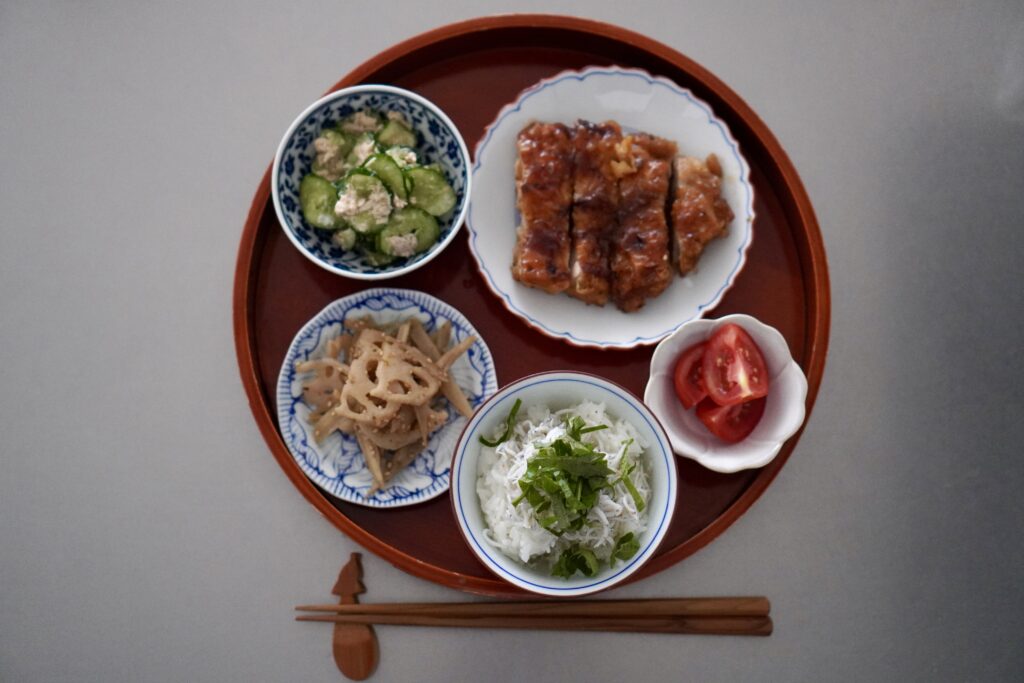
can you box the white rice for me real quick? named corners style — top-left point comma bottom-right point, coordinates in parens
top-left (476, 401), bottom-right (651, 567)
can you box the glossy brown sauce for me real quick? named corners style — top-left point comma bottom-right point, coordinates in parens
top-left (511, 122), bottom-right (574, 293)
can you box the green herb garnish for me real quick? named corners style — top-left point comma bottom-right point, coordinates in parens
top-left (487, 410), bottom-right (648, 579)
top-left (611, 439), bottom-right (646, 513)
top-left (612, 532), bottom-right (641, 562)
top-left (565, 415), bottom-right (608, 441)
top-left (552, 545), bottom-right (600, 578)
top-left (478, 398), bottom-right (522, 447)
top-left (512, 416), bottom-right (614, 536)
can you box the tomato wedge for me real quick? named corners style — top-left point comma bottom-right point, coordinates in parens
top-left (702, 324), bottom-right (769, 406)
top-left (672, 342), bottom-right (707, 409)
top-left (696, 396), bottom-right (767, 443)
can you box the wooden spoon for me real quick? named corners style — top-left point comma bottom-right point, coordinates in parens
top-left (331, 554), bottom-right (379, 680)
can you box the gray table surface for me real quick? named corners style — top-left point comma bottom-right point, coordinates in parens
top-left (2, 1), bottom-right (1022, 681)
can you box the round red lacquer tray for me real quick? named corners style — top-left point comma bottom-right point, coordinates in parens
top-left (234, 15), bottom-right (830, 596)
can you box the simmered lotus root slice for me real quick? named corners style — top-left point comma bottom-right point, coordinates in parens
top-left (336, 379), bottom-right (402, 428)
top-left (336, 331), bottom-right (402, 427)
top-left (295, 357), bottom-right (350, 418)
top-left (368, 339), bottom-right (444, 405)
top-left (349, 327), bottom-right (387, 362)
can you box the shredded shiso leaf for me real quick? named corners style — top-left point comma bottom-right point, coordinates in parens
top-left (478, 398), bottom-right (522, 448)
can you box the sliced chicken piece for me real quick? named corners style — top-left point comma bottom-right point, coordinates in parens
top-left (568, 120), bottom-right (622, 306)
top-left (610, 133), bottom-right (677, 312)
top-left (511, 122), bottom-right (574, 294)
top-left (670, 153), bottom-right (734, 275)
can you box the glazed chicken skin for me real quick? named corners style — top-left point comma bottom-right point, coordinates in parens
top-left (610, 133), bottom-right (677, 312)
top-left (568, 120), bottom-right (622, 306)
top-left (510, 120), bottom-right (734, 313)
top-left (670, 154), bottom-right (734, 275)
top-left (511, 122), bottom-right (574, 294)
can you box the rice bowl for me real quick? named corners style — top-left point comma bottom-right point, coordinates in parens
top-left (451, 372), bottom-right (677, 596)
top-left (477, 401), bottom-right (651, 571)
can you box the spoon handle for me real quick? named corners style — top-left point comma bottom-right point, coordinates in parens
top-left (331, 554), bottom-right (379, 680)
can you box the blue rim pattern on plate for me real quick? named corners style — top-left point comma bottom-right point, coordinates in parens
top-left (274, 87), bottom-right (469, 278)
top-left (276, 288), bottom-right (497, 508)
top-left (453, 377), bottom-right (675, 592)
top-left (467, 66), bottom-right (756, 348)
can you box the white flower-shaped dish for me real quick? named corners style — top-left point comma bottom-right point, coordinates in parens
top-left (276, 288), bottom-right (497, 508)
top-left (468, 66), bottom-right (754, 349)
top-left (644, 314), bottom-right (808, 473)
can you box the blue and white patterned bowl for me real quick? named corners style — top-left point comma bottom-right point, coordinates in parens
top-left (272, 85), bottom-right (471, 280)
top-left (276, 288), bottom-right (497, 508)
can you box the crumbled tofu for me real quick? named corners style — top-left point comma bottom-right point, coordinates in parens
top-left (334, 181), bottom-right (392, 230)
top-left (340, 110), bottom-right (382, 134)
top-left (349, 137), bottom-right (377, 168)
top-left (312, 136), bottom-right (347, 182)
top-left (385, 233), bottom-right (418, 258)
top-left (386, 111), bottom-right (411, 127)
top-left (386, 146), bottom-right (418, 168)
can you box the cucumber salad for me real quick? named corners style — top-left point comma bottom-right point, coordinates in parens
top-left (299, 109), bottom-right (457, 266)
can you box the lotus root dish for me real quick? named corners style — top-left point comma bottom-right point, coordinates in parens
top-left (296, 316), bottom-right (476, 495)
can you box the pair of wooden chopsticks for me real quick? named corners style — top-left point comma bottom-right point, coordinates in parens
top-left (296, 596), bottom-right (772, 636)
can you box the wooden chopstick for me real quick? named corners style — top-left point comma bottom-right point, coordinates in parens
top-left (296, 613), bottom-right (771, 636)
top-left (295, 596), bottom-right (770, 619)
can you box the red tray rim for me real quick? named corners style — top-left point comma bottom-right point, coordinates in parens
top-left (233, 13), bottom-right (831, 595)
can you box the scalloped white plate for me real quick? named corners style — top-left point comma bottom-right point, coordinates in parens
top-left (467, 66), bottom-right (755, 349)
top-left (276, 288), bottom-right (497, 508)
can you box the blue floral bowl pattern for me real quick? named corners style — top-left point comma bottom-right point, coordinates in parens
top-left (276, 288), bottom-right (497, 508)
top-left (272, 86), bottom-right (471, 279)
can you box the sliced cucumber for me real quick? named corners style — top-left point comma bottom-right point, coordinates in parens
top-left (410, 212), bottom-right (440, 252)
top-left (363, 153), bottom-right (408, 200)
top-left (362, 249), bottom-right (396, 267)
top-left (338, 167), bottom-right (373, 184)
top-left (406, 167), bottom-right (457, 217)
top-left (346, 173), bottom-right (386, 194)
top-left (299, 174), bottom-right (341, 229)
top-left (377, 207), bottom-right (440, 256)
top-left (335, 173), bottom-right (391, 234)
top-left (331, 228), bottom-right (357, 250)
top-left (377, 119), bottom-right (417, 148)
